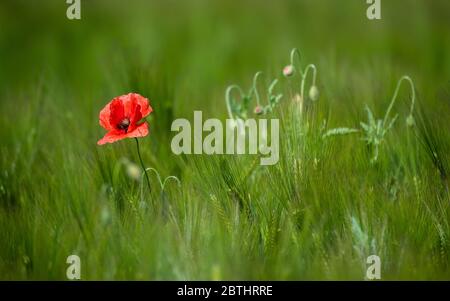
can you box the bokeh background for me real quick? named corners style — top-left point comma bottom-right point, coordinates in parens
top-left (1, 0), bottom-right (450, 280)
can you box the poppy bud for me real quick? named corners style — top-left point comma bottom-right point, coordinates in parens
top-left (126, 162), bottom-right (141, 181)
top-left (406, 114), bottom-right (415, 127)
top-left (292, 93), bottom-right (302, 103)
top-left (283, 65), bottom-right (295, 77)
top-left (309, 85), bottom-right (319, 101)
top-left (254, 105), bottom-right (263, 115)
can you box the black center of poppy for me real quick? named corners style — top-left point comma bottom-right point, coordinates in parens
top-left (117, 118), bottom-right (130, 132)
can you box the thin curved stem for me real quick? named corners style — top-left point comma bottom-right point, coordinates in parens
top-left (306, 64), bottom-right (317, 85)
top-left (290, 48), bottom-right (303, 77)
top-left (300, 64), bottom-right (317, 99)
top-left (225, 85), bottom-right (245, 120)
top-left (268, 79), bottom-right (280, 106)
top-left (144, 168), bottom-right (181, 192)
top-left (383, 75), bottom-right (416, 126)
top-left (252, 71), bottom-right (263, 106)
top-left (144, 167), bottom-right (164, 189)
top-left (135, 138), bottom-right (151, 193)
top-left (162, 176), bottom-right (181, 191)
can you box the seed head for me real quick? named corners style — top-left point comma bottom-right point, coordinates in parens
top-left (254, 105), bottom-right (263, 115)
top-left (118, 118), bottom-right (130, 131)
top-left (283, 65), bottom-right (295, 77)
top-left (126, 162), bottom-right (141, 181)
top-left (406, 114), bottom-right (415, 127)
top-left (309, 85), bottom-right (319, 101)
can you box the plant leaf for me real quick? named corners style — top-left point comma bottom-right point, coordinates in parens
top-left (322, 127), bottom-right (359, 139)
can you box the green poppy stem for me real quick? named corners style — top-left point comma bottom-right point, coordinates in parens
top-left (383, 75), bottom-right (416, 127)
top-left (135, 138), bottom-right (151, 193)
top-left (300, 64), bottom-right (317, 100)
top-left (252, 71), bottom-right (263, 106)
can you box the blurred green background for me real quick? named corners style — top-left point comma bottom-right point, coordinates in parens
top-left (1, 0), bottom-right (450, 280)
top-left (1, 0), bottom-right (449, 160)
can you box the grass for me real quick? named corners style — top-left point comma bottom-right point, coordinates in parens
top-left (0, 0), bottom-right (450, 280)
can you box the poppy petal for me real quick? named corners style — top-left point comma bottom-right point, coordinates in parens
top-left (122, 93), bottom-right (137, 118)
top-left (127, 104), bottom-right (143, 133)
top-left (97, 130), bottom-right (127, 145)
top-left (108, 98), bottom-right (125, 130)
top-left (136, 94), bottom-right (152, 118)
top-left (125, 122), bottom-right (149, 139)
top-left (124, 93), bottom-right (152, 118)
top-left (97, 93), bottom-right (152, 146)
top-left (99, 103), bottom-right (113, 130)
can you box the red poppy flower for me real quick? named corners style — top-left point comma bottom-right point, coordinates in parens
top-left (97, 93), bottom-right (153, 145)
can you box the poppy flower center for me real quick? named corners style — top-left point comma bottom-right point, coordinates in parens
top-left (117, 118), bottom-right (130, 131)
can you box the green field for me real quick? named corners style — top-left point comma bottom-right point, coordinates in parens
top-left (1, 0), bottom-right (450, 280)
